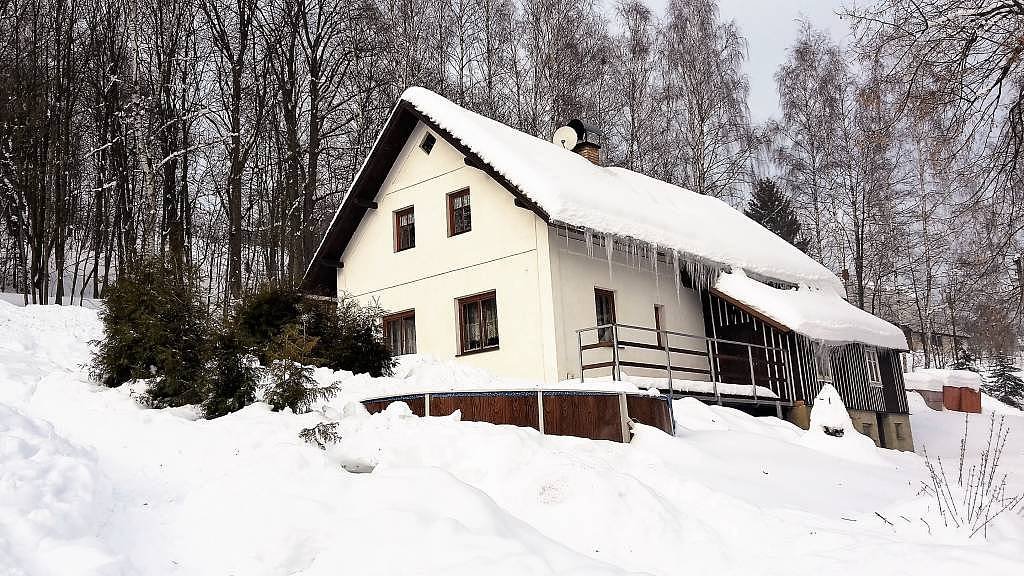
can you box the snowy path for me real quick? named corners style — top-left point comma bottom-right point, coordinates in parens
top-left (2, 301), bottom-right (1023, 575)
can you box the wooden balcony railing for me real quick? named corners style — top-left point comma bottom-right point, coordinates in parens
top-left (576, 323), bottom-right (793, 408)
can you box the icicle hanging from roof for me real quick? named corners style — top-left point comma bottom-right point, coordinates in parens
top-left (672, 251), bottom-right (681, 304)
top-left (603, 233), bottom-right (614, 281)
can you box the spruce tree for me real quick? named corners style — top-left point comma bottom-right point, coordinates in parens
top-left (263, 324), bottom-right (337, 413)
top-left (983, 356), bottom-right (1024, 410)
top-left (304, 296), bottom-right (395, 377)
top-left (203, 329), bottom-right (261, 418)
top-left (90, 256), bottom-right (212, 408)
top-left (950, 348), bottom-right (980, 372)
top-left (744, 177), bottom-right (809, 252)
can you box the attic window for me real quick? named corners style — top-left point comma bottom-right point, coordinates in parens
top-left (420, 133), bottom-right (436, 154)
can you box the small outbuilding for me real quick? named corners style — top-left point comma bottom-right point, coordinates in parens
top-left (904, 369), bottom-right (982, 414)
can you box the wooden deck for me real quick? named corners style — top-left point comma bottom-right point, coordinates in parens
top-left (361, 389), bottom-right (673, 442)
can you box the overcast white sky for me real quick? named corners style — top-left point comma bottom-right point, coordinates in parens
top-left (638, 0), bottom-right (855, 123)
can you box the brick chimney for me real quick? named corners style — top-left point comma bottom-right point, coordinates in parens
top-left (567, 119), bottom-right (603, 165)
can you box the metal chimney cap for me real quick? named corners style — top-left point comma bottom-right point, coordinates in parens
top-left (567, 119), bottom-right (603, 146)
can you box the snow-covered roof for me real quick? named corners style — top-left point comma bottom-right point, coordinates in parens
top-left (306, 88), bottom-right (903, 348)
top-left (714, 270), bottom-right (908, 350)
top-left (904, 369), bottom-right (982, 392)
top-left (400, 87), bottom-right (844, 292)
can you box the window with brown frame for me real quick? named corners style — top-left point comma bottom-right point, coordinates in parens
top-left (458, 291), bottom-right (498, 353)
top-left (394, 207), bottom-right (415, 251)
top-left (448, 189), bottom-right (471, 236)
top-left (383, 310), bottom-right (416, 355)
top-left (595, 288), bottom-right (616, 343)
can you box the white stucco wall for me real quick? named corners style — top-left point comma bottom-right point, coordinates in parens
top-left (547, 230), bottom-right (710, 382)
top-left (336, 120), bottom-right (710, 385)
top-left (337, 122), bottom-right (556, 382)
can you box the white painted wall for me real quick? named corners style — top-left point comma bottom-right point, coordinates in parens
top-left (337, 122), bottom-right (555, 382)
top-left (547, 230), bottom-right (710, 382)
top-left (336, 120), bottom-right (710, 385)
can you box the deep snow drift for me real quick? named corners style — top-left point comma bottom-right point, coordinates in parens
top-left (1, 301), bottom-right (1023, 575)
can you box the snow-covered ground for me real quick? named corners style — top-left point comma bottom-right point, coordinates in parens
top-left (2, 301), bottom-right (1022, 575)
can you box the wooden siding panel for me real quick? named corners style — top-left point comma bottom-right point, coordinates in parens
top-left (429, 392), bottom-right (540, 430)
top-left (543, 392), bottom-right (623, 441)
top-left (363, 395), bottom-right (426, 417)
top-left (793, 337), bottom-right (908, 414)
top-left (626, 395), bottom-right (673, 432)
top-left (879, 349), bottom-right (910, 413)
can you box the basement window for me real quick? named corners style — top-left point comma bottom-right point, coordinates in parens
top-left (383, 310), bottom-right (416, 355)
top-left (420, 133), bottom-right (436, 154)
top-left (458, 291), bottom-right (498, 354)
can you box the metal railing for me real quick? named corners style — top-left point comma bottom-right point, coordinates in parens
top-left (576, 323), bottom-right (792, 407)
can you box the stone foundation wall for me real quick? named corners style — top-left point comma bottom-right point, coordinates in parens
top-left (848, 409), bottom-right (882, 446)
top-left (879, 413), bottom-right (914, 451)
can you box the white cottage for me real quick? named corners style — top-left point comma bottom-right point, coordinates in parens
top-left (303, 87), bottom-right (914, 450)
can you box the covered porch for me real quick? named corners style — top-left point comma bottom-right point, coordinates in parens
top-left (576, 320), bottom-right (797, 417)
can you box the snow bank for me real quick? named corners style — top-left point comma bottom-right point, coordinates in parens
top-left (0, 404), bottom-right (118, 574)
top-left (399, 87), bottom-right (844, 292)
top-left (713, 270), bottom-right (907, 349)
top-left (3, 302), bottom-right (1024, 575)
top-left (798, 384), bottom-right (885, 465)
top-left (904, 369), bottom-right (982, 392)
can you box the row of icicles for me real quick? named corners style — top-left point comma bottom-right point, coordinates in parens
top-left (569, 225), bottom-right (723, 304)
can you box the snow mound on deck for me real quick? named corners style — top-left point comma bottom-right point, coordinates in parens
top-left (400, 87), bottom-right (843, 292)
top-left (904, 369), bottom-right (982, 392)
top-left (798, 384), bottom-right (885, 465)
top-left (713, 270), bottom-right (907, 349)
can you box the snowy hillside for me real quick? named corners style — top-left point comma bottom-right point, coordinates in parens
top-left (1, 301), bottom-right (1022, 576)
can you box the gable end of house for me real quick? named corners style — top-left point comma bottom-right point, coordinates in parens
top-left (302, 102), bottom-right (550, 296)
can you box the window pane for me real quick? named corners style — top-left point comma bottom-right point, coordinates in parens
top-left (463, 301), bottom-right (481, 350)
top-left (403, 316), bottom-right (416, 354)
top-left (396, 209), bottom-right (415, 250)
top-left (482, 297), bottom-right (498, 346)
top-left (451, 192), bottom-right (471, 235)
top-left (595, 290), bottom-right (615, 342)
top-left (815, 344), bottom-right (832, 381)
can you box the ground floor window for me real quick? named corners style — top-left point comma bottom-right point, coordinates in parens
top-left (814, 342), bottom-right (833, 382)
top-left (865, 346), bottom-right (882, 386)
top-left (383, 310), bottom-right (416, 355)
top-left (458, 291), bottom-right (498, 353)
top-left (595, 288), bottom-right (616, 342)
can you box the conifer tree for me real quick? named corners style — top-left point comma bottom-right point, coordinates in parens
top-left (744, 177), bottom-right (809, 252)
top-left (263, 324), bottom-right (337, 413)
top-left (203, 329), bottom-right (261, 418)
top-left (90, 257), bottom-right (212, 408)
top-left (983, 356), bottom-right (1024, 410)
top-left (950, 348), bottom-right (980, 372)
